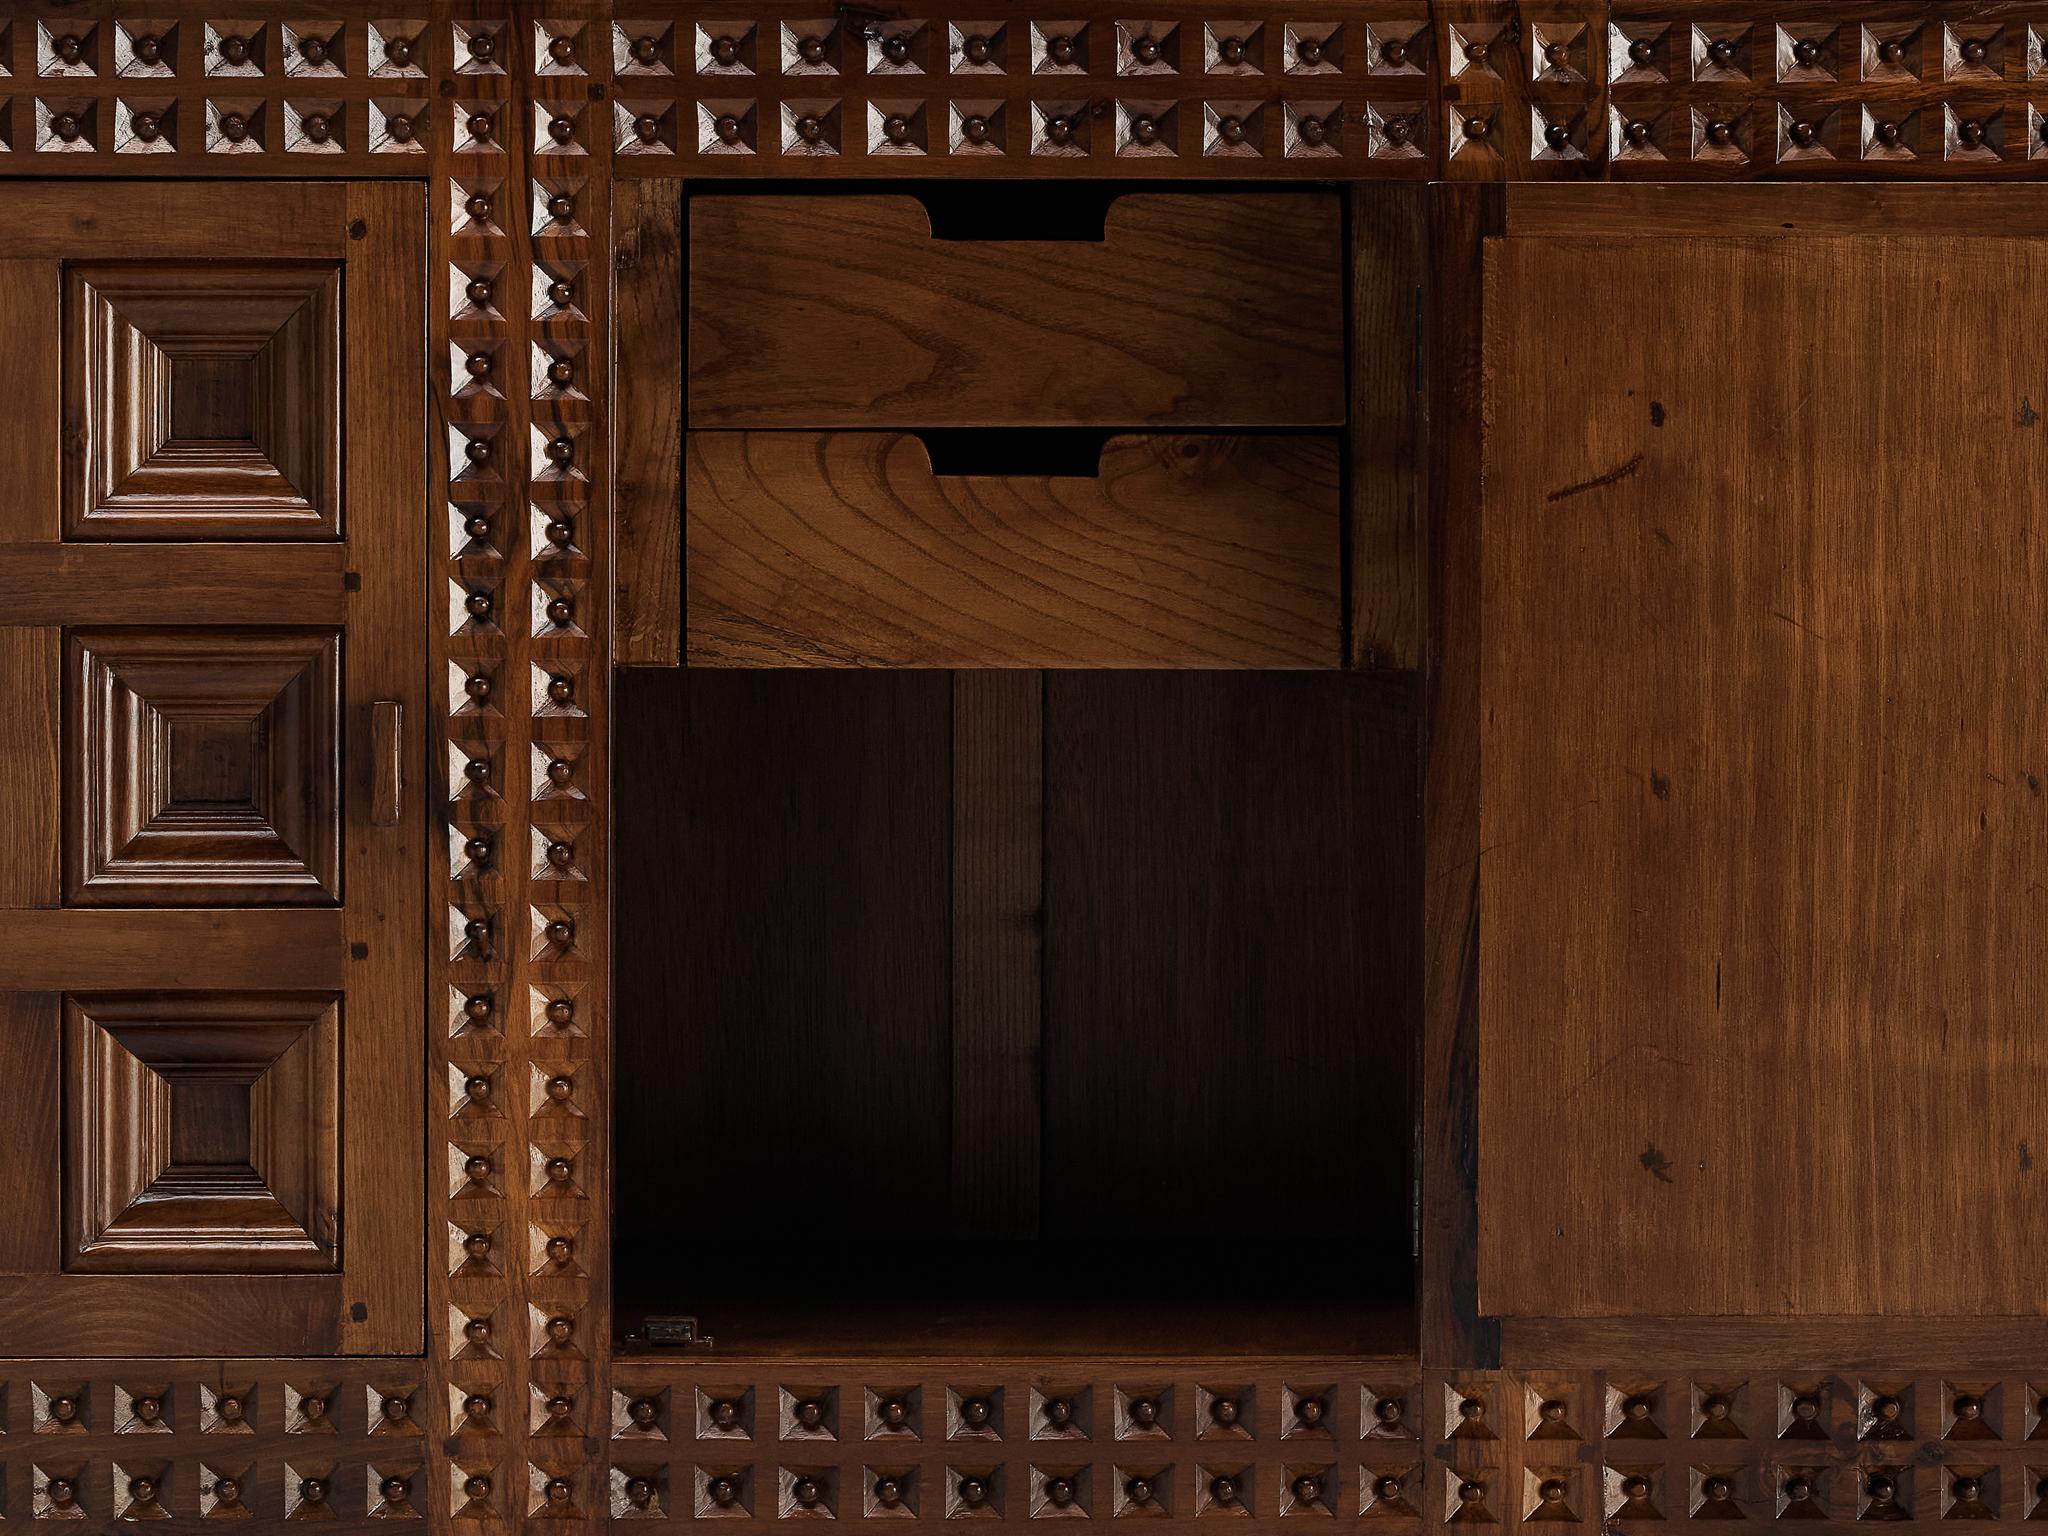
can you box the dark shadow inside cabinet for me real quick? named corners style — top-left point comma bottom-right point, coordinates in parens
top-left (614, 668), bottom-right (1421, 1357)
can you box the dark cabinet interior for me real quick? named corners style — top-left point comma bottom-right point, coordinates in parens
top-left (614, 668), bottom-right (1418, 1356)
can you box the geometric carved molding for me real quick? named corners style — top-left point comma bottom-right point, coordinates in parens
top-left (66, 628), bottom-right (341, 906)
top-left (63, 992), bottom-right (340, 1273)
top-left (63, 263), bottom-right (341, 540)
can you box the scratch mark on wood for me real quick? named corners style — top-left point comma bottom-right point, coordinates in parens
top-left (1771, 609), bottom-right (1827, 642)
top-left (1546, 452), bottom-right (1644, 503)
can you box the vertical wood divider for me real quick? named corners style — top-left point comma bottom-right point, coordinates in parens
top-left (950, 670), bottom-right (1045, 1242)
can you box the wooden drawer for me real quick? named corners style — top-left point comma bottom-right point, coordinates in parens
top-left (688, 193), bottom-right (1344, 429)
top-left (686, 431), bottom-right (1339, 667)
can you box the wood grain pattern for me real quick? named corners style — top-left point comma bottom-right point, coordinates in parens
top-left (1420, 182), bottom-right (1500, 1372)
top-left (951, 671), bottom-right (1044, 1242)
top-left (1348, 183), bottom-right (1425, 671)
top-left (0, 263), bottom-right (60, 543)
top-left (0, 628), bottom-right (62, 908)
top-left (687, 431), bottom-right (1341, 667)
top-left (1042, 671), bottom-right (1418, 1342)
top-left (613, 177), bottom-right (683, 667)
top-left (0, 545), bottom-right (348, 625)
top-left (1480, 230), bottom-right (2048, 1319)
top-left (688, 193), bottom-right (1344, 428)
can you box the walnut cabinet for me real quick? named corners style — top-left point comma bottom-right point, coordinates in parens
top-left (0, 6), bottom-right (2046, 1532)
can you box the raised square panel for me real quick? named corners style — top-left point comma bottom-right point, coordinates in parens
top-left (67, 628), bottom-right (341, 906)
top-left (64, 991), bottom-right (340, 1272)
top-left (64, 263), bottom-right (341, 539)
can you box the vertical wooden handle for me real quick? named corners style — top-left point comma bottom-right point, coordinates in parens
top-left (370, 700), bottom-right (402, 826)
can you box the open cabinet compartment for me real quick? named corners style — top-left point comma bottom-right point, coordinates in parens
top-left (613, 666), bottom-right (1420, 1357)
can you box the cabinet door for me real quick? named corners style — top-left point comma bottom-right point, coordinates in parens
top-left (0, 183), bottom-right (424, 1355)
top-left (1478, 190), bottom-right (2048, 1322)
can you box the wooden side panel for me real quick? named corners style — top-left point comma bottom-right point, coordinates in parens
top-left (1041, 673), bottom-right (1418, 1302)
top-left (1480, 235), bottom-right (2048, 1318)
top-left (689, 194), bottom-right (1345, 428)
top-left (686, 432), bottom-right (1341, 667)
top-left (614, 178), bottom-right (683, 668)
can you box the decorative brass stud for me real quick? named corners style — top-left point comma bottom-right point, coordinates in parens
top-left (1293, 1474), bottom-right (1323, 1504)
top-left (131, 110), bottom-right (163, 141)
top-left (1043, 1396), bottom-right (1073, 1429)
top-left (1705, 37), bottom-right (1735, 67)
top-left (1129, 113), bottom-right (1161, 146)
top-left (633, 114), bottom-right (662, 143)
top-left (798, 35), bottom-right (827, 65)
top-left (467, 31), bottom-right (495, 63)
top-left (384, 35), bottom-right (415, 66)
top-left (299, 1477), bottom-right (329, 1505)
top-left (1789, 120), bottom-right (1818, 147)
top-left (216, 1395), bottom-right (242, 1423)
top-left (546, 839), bottom-right (574, 867)
top-left (1867, 1473), bottom-right (1897, 1501)
top-left (547, 192), bottom-right (576, 222)
top-left (50, 112), bottom-right (83, 143)
top-left (220, 111), bottom-right (251, 142)
top-left (548, 114), bottom-right (575, 144)
top-left (1793, 38), bottom-right (1821, 66)
top-left (1216, 114), bottom-right (1246, 144)
top-left (1125, 1476), bottom-right (1154, 1505)
top-left (218, 33), bottom-right (251, 66)
top-left (465, 276), bottom-right (494, 307)
top-left (1457, 1480), bottom-right (1484, 1504)
top-left (129, 1477), bottom-right (159, 1503)
top-left (880, 32), bottom-right (911, 64)
top-left (546, 757), bottom-right (574, 786)
top-left (958, 1476), bottom-right (988, 1507)
top-left (709, 1398), bottom-right (742, 1430)
top-left (709, 1475), bottom-right (740, 1507)
top-left (1704, 119), bottom-right (1735, 147)
top-left (1046, 33), bottom-right (1076, 66)
top-left (882, 113), bottom-right (911, 144)
top-left (301, 112), bottom-right (333, 143)
top-left (961, 32), bottom-right (992, 64)
top-left (1702, 1476), bottom-right (1733, 1502)
top-left (1381, 38), bottom-right (1407, 66)
top-left (630, 1397), bottom-right (660, 1428)
top-left (630, 35), bottom-right (660, 65)
top-left (1299, 114), bottom-right (1328, 146)
top-left (381, 1476), bottom-right (410, 1502)
top-left (795, 1476), bottom-right (825, 1508)
top-left (463, 1072), bottom-right (492, 1102)
top-left (1127, 1396), bottom-right (1159, 1429)
top-left (1878, 38), bottom-right (1904, 65)
top-left (1046, 115), bottom-right (1075, 145)
top-left (1047, 1476), bottom-right (1076, 1507)
top-left (1210, 1475), bottom-right (1239, 1506)
top-left (714, 113), bottom-right (744, 144)
top-left (464, 1393), bottom-right (491, 1422)
top-left (710, 34), bottom-right (741, 66)
top-left (1296, 37), bottom-right (1323, 66)
top-left (874, 1475), bottom-right (904, 1506)
top-left (1374, 1475), bottom-right (1403, 1502)
top-left (626, 1478), bottom-right (654, 1508)
top-left (546, 997), bottom-right (575, 1026)
top-left (134, 33), bottom-right (164, 65)
top-left (1624, 119), bottom-right (1652, 147)
top-left (794, 113), bottom-right (824, 143)
top-left (1209, 1396), bottom-right (1240, 1428)
top-left (299, 34), bottom-right (330, 67)
top-left (544, 1314), bottom-right (574, 1345)
top-left (545, 1073), bottom-right (574, 1102)
top-left (959, 1395), bottom-right (993, 1430)
top-left (545, 918), bottom-right (575, 950)
top-left (214, 1477), bottom-right (241, 1505)
top-left (464, 1473), bottom-right (492, 1500)
top-left (1217, 34), bottom-right (1246, 64)
top-left (1544, 40), bottom-right (1570, 68)
top-left (1621, 1475), bottom-right (1651, 1500)
top-left (548, 34), bottom-right (576, 66)
top-left (463, 1153), bottom-right (492, 1183)
top-left (1701, 1394), bottom-right (1733, 1423)
top-left (1130, 32), bottom-right (1161, 64)
top-left (48, 1478), bottom-right (77, 1508)
top-left (545, 595), bottom-right (574, 627)
top-left (462, 1231), bottom-right (491, 1259)
top-left (463, 1318), bottom-right (492, 1345)
top-left (1539, 1479), bottom-right (1567, 1504)
top-left (1628, 37), bottom-right (1655, 65)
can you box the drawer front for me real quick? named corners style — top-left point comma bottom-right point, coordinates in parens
top-left (689, 194), bottom-right (1344, 429)
top-left (686, 431), bottom-right (1340, 667)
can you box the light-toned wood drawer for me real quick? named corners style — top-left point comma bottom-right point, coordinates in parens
top-left (688, 193), bottom-right (1344, 429)
top-left (686, 431), bottom-right (1340, 667)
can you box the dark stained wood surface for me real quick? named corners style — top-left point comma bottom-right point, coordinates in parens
top-left (1042, 672), bottom-right (1418, 1299)
top-left (686, 431), bottom-right (1341, 667)
top-left (951, 671), bottom-right (1044, 1242)
top-left (1480, 228), bottom-right (2048, 1319)
top-left (613, 177), bottom-right (683, 667)
top-left (613, 668), bottom-right (955, 1319)
top-left (1419, 182), bottom-right (1501, 1370)
top-left (688, 193), bottom-right (1344, 428)
top-left (1348, 182), bottom-right (1426, 671)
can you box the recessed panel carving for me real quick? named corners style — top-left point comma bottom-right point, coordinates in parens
top-left (63, 991), bottom-right (340, 1273)
top-left (64, 263), bottom-right (341, 539)
top-left (67, 628), bottom-right (341, 906)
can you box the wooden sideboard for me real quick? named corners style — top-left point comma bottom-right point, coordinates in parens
top-left (1, 3), bottom-right (2045, 1530)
